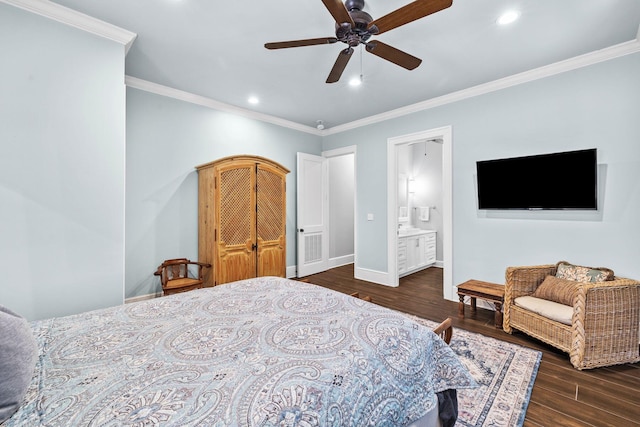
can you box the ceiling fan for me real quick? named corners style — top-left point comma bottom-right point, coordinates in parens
top-left (264, 0), bottom-right (453, 83)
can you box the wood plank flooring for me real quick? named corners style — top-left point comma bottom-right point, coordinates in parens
top-left (300, 264), bottom-right (640, 427)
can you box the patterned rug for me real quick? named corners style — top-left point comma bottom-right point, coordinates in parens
top-left (411, 317), bottom-right (542, 427)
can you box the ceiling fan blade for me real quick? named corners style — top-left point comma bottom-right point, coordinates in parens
top-left (326, 48), bottom-right (354, 83)
top-left (365, 41), bottom-right (422, 70)
top-left (321, 0), bottom-right (355, 26)
top-left (368, 0), bottom-right (452, 35)
top-left (265, 37), bottom-right (338, 49)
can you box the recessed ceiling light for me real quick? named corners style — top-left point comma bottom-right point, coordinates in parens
top-left (497, 10), bottom-right (519, 26)
top-left (248, 96), bottom-right (259, 105)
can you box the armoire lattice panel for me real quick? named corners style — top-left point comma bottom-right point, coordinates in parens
top-left (257, 167), bottom-right (284, 242)
top-left (220, 168), bottom-right (252, 245)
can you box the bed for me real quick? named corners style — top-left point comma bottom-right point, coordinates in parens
top-left (3, 276), bottom-right (475, 426)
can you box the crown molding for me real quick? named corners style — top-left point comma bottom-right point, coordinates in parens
top-left (1, 0), bottom-right (137, 54)
top-left (130, 37), bottom-right (639, 137)
top-left (125, 76), bottom-right (321, 136)
top-left (325, 38), bottom-right (640, 135)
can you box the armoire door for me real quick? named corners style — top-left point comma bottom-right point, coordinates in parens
top-left (215, 159), bottom-right (257, 285)
top-left (256, 162), bottom-right (287, 277)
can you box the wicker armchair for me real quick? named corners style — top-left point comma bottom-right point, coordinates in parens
top-left (503, 263), bottom-right (640, 370)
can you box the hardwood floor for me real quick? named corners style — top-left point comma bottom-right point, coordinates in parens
top-left (301, 264), bottom-right (640, 427)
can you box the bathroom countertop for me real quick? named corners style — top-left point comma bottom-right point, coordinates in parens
top-left (398, 228), bottom-right (435, 237)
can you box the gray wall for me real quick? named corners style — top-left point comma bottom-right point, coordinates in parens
top-left (0, 4), bottom-right (126, 320)
top-left (125, 88), bottom-right (322, 299)
top-left (410, 142), bottom-right (444, 262)
top-left (328, 154), bottom-right (355, 261)
top-left (323, 52), bottom-right (640, 296)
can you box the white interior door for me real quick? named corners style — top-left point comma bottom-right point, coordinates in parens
top-left (296, 152), bottom-right (328, 277)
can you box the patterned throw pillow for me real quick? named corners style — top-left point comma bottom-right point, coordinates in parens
top-left (555, 261), bottom-right (614, 283)
top-left (532, 275), bottom-right (580, 306)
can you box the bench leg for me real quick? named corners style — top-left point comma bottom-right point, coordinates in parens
top-left (494, 302), bottom-right (503, 329)
top-left (458, 294), bottom-right (465, 318)
top-left (470, 297), bottom-right (477, 313)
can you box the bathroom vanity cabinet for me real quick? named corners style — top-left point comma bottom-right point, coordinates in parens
top-left (398, 230), bottom-right (436, 277)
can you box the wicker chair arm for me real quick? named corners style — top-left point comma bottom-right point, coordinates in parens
top-left (584, 277), bottom-right (640, 289)
top-left (570, 278), bottom-right (640, 369)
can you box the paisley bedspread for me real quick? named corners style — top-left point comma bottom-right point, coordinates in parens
top-left (6, 276), bottom-right (475, 426)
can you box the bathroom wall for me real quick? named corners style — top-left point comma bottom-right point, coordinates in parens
top-left (410, 141), bottom-right (444, 264)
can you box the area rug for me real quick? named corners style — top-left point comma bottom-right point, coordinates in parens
top-left (410, 316), bottom-right (542, 427)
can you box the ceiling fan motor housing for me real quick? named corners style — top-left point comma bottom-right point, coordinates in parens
top-left (335, 0), bottom-right (375, 46)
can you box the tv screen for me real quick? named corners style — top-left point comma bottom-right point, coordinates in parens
top-left (476, 149), bottom-right (597, 210)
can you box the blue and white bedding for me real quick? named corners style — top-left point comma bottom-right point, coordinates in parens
top-left (5, 276), bottom-right (475, 426)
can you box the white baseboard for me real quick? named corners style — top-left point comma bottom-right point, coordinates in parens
top-left (125, 292), bottom-right (161, 304)
top-left (287, 254), bottom-right (354, 278)
top-left (286, 265), bottom-right (297, 278)
top-left (328, 254), bottom-right (354, 269)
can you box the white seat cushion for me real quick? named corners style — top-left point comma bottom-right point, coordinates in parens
top-left (514, 296), bottom-right (573, 325)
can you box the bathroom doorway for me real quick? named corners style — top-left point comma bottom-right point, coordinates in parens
top-left (386, 126), bottom-right (454, 301)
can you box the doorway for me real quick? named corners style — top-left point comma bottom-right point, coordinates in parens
top-left (325, 147), bottom-right (356, 269)
top-left (296, 146), bottom-right (356, 278)
top-left (386, 126), bottom-right (454, 301)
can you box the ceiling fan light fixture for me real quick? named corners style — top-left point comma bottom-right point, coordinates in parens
top-left (349, 75), bottom-right (363, 87)
top-left (497, 10), bottom-right (520, 26)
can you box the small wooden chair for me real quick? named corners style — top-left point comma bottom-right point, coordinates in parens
top-left (432, 317), bottom-right (453, 344)
top-left (154, 258), bottom-right (211, 296)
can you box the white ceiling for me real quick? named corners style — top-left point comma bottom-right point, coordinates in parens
top-left (51, 0), bottom-right (640, 130)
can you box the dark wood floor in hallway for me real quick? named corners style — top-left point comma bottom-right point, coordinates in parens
top-left (301, 264), bottom-right (640, 427)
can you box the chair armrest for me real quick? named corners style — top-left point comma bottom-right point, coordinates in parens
top-left (188, 261), bottom-right (211, 280)
top-left (189, 261), bottom-right (211, 268)
top-left (576, 277), bottom-right (640, 319)
top-left (570, 278), bottom-right (640, 368)
top-left (504, 264), bottom-right (557, 302)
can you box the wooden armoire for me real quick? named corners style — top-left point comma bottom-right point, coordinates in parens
top-left (196, 155), bottom-right (289, 287)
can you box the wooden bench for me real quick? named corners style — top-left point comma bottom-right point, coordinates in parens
top-left (457, 279), bottom-right (505, 329)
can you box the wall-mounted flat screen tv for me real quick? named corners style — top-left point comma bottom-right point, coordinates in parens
top-left (476, 148), bottom-right (597, 210)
